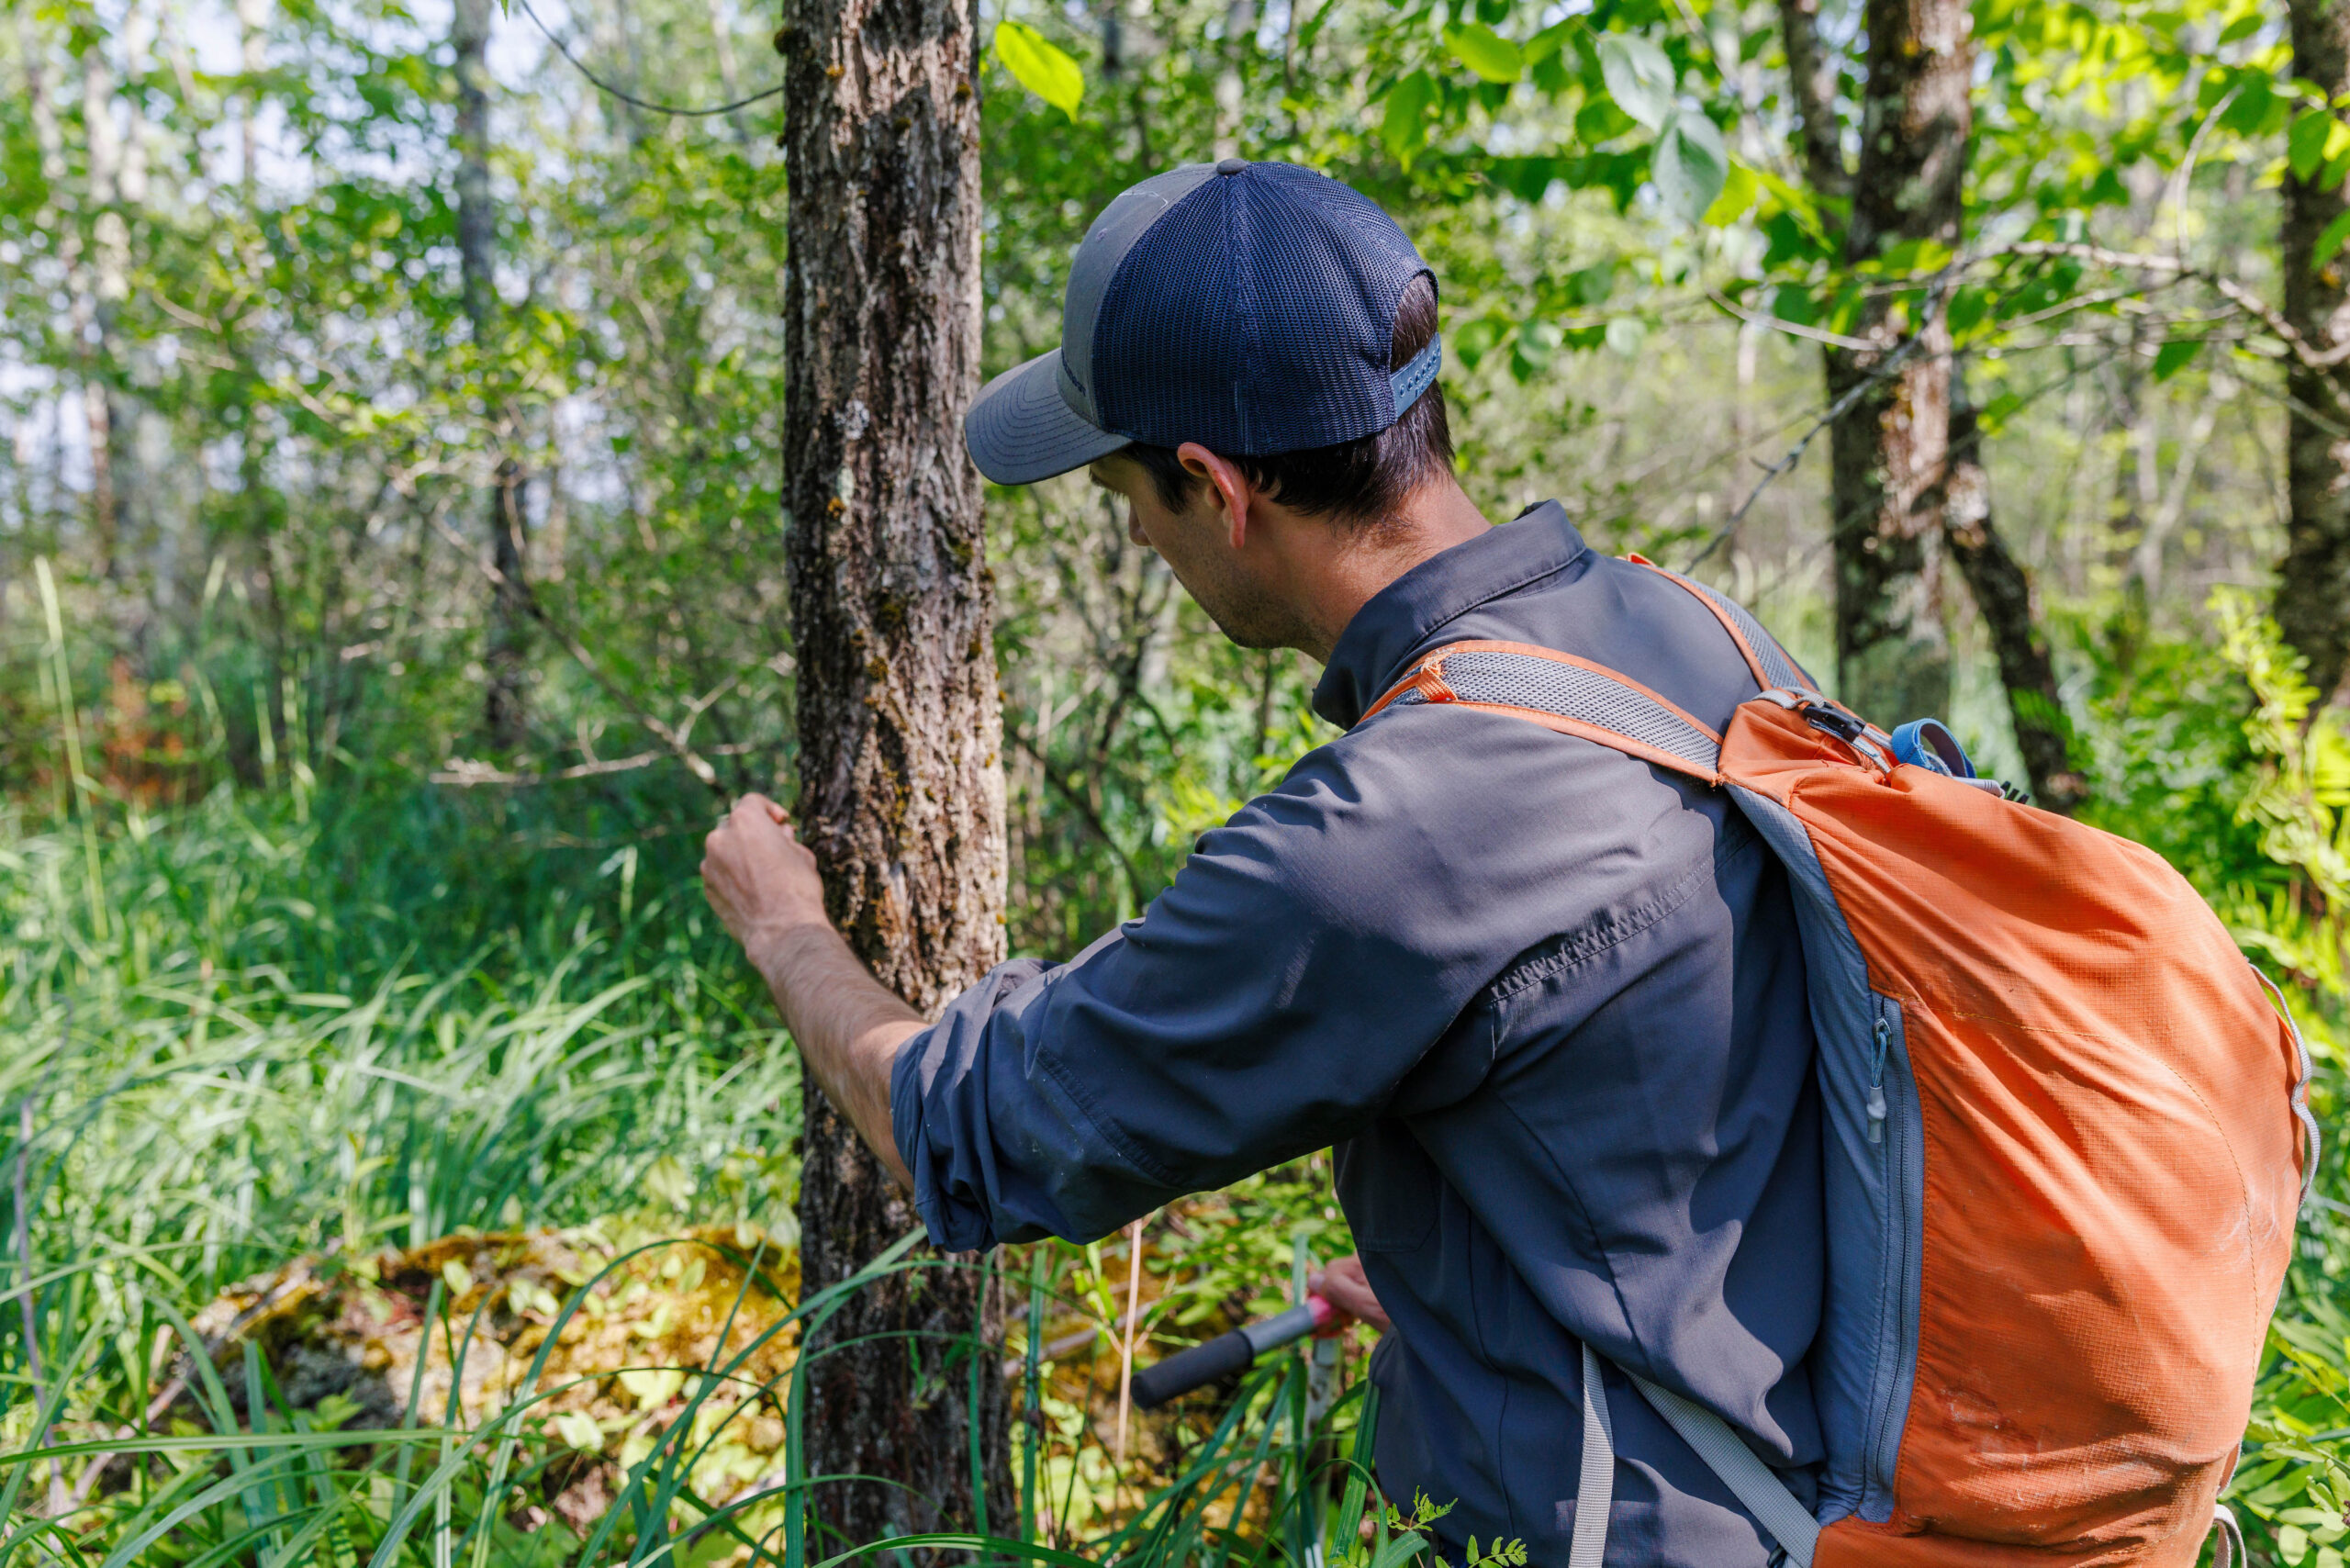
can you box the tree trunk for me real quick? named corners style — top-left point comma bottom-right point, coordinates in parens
top-left (27, 16), bottom-right (121, 576)
top-left (1775, 0), bottom-right (1848, 199)
top-left (1942, 374), bottom-right (2086, 809)
top-left (778, 0), bottom-right (1013, 1544)
top-left (2279, 0), bottom-right (2350, 707)
top-left (1821, 0), bottom-right (1973, 727)
top-left (1778, 0), bottom-right (2085, 800)
top-left (453, 0), bottom-right (529, 751)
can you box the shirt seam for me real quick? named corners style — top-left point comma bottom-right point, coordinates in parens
top-left (1484, 820), bottom-right (1755, 1003)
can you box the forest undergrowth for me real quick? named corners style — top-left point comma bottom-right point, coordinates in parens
top-left (5, 593), bottom-right (2350, 1567)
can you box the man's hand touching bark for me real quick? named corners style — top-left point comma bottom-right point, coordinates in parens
top-left (702, 795), bottom-right (923, 1191)
top-left (700, 795), bottom-right (828, 954)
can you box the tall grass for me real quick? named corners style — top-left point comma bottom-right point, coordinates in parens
top-left (0, 774), bottom-right (1397, 1565)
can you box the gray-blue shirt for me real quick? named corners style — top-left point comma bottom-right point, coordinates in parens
top-left (893, 504), bottom-right (1824, 1564)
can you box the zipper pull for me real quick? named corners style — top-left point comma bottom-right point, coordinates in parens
top-left (1867, 1014), bottom-right (1891, 1145)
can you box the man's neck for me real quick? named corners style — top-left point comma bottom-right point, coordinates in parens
top-left (1294, 476), bottom-right (1492, 662)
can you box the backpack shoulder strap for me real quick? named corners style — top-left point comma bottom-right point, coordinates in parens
top-left (1360, 638), bottom-right (1724, 788)
top-left (1572, 1355), bottom-right (1821, 1568)
top-left (1625, 554), bottom-right (1822, 698)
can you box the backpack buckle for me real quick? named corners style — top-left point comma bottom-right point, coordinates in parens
top-left (1755, 691), bottom-right (1893, 772)
top-left (1803, 706), bottom-right (1867, 743)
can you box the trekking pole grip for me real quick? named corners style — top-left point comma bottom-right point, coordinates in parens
top-left (1130, 1295), bottom-right (1334, 1409)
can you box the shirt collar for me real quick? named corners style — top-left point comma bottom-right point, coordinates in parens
top-left (1313, 500), bottom-right (1593, 729)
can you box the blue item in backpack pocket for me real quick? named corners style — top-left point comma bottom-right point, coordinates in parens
top-left (1888, 719), bottom-right (1976, 779)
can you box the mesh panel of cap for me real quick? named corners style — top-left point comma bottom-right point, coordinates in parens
top-left (1089, 163), bottom-right (1432, 456)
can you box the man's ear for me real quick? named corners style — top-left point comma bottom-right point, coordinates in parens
top-left (1176, 442), bottom-right (1253, 552)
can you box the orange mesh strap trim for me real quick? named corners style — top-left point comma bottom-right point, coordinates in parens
top-left (1448, 704), bottom-right (1723, 786)
top-left (1362, 640), bottom-right (1725, 742)
top-left (1359, 640), bottom-right (1725, 786)
top-left (1625, 554), bottom-right (1818, 694)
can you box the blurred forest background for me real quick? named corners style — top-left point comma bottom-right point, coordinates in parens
top-left (7, 0), bottom-right (2350, 1557)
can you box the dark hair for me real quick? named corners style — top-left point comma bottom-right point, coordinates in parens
top-left (1121, 274), bottom-right (1451, 532)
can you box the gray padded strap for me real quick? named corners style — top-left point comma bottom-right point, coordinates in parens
top-left (2255, 967), bottom-right (2322, 1208)
top-left (1634, 560), bottom-right (1818, 697)
top-left (1568, 1342), bottom-right (1616, 1568)
top-left (1386, 649), bottom-right (1723, 775)
top-left (2210, 1503), bottom-right (2245, 1568)
top-left (1627, 1371), bottom-right (1819, 1567)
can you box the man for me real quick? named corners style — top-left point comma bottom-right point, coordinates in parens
top-left (702, 159), bottom-right (1823, 1564)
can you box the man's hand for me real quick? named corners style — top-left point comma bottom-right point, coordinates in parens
top-left (700, 794), bottom-right (828, 958)
top-left (1308, 1254), bottom-right (1392, 1333)
top-left (701, 794), bottom-right (922, 1192)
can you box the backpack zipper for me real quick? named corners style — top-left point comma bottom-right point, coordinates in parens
top-left (1863, 994), bottom-right (1914, 1516)
top-left (1867, 1014), bottom-right (1889, 1145)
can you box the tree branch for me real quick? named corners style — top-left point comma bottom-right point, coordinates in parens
top-left (2003, 240), bottom-right (2350, 387)
top-left (430, 512), bottom-right (724, 790)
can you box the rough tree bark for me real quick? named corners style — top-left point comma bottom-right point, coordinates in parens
top-left (1820, 0), bottom-right (1972, 727)
top-left (778, 0), bottom-right (1013, 1542)
top-left (452, 0), bottom-right (530, 750)
top-left (2280, 0), bottom-right (2350, 707)
top-left (1942, 375), bottom-right (2087, 808)
top-left (1775, 0), bottom-right (2081, 806)
top-left (1775, 0), bottom-right (1848, 200)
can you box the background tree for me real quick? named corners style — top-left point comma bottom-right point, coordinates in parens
top-left (779, 0), bottom-right (1013, 1535)
top-left (1819, 0), bottom-right (1966, 727)
top-left (453, 0), bottom-right (531, 749)
top-left (2281, 0), bottom-right (2350, 707)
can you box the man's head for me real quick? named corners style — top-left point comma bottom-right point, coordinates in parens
top-left (965, 160), bottom-right (1472, 656)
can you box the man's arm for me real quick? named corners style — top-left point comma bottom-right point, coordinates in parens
top-left (701, 794), bottom-right (919, 1190)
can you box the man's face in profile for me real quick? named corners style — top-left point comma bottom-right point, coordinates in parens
top-left (1086, 454), bottom-right (1306, 654)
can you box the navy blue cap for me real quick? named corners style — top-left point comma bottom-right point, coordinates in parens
top-left (965, 160), bottom-right (1441, 486)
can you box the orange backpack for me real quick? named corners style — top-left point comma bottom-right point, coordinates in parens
top-left (1363, 559), bottom-right (2316, 1567)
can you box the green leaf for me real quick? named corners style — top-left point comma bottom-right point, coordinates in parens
top-left (2293, 109), bottom-right (2337, 182)
top-left (2220, 73), bottom-right (2275, 137)
top-left (1702, 160), bottom-right (1758, 226)
top-left (993, 20), bottom-right (1084, 121)
top-left (1598, 32), bottom-right (1676, 131)
top-left (1445, 21), bottom-right (1522, 83)
top-left (1452, 315), bottom-right (1507, 372)
top-left (1575, 96), bottom-right (1639, 143)
top-left (2153, 339), bottom-right (2202, 381)
top-left (1569, 259), bottom-right (1617, 306)
top-left (1652, 110), bottom-right (1728, 223)
top-left (1523, 17), bottom-right (1580, 63)
top-left (1382, 71), bottom-right (1438, 167)
top-left (1946, 286), bottom-right (1990, 337)
top-left (2319, 208), bottom-right (2350, 266)
top-left (2216, 12), bottom-right (2263, 44)
top-left (1511, 319), bottom-right (1563, 380)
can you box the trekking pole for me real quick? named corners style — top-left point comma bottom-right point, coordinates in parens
top-left (1129, 1294), bottom-right (1337, 1409)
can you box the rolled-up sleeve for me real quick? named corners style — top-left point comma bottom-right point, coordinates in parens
top-left (890, 728), bottom-right (1509, 1250)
